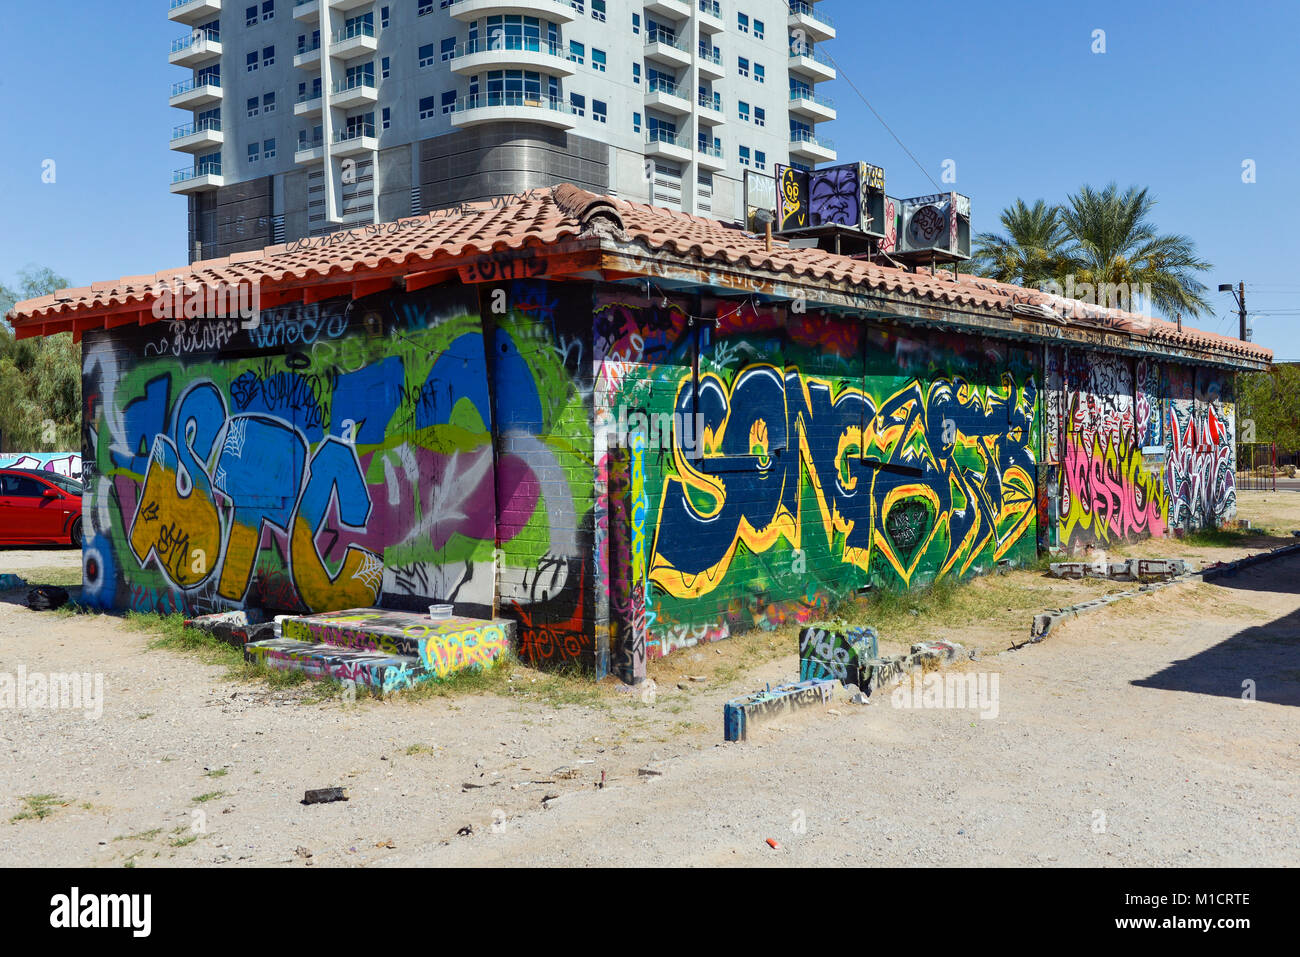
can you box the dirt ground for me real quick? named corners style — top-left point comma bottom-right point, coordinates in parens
top-left (1, 491), bottom-right (1297, 867)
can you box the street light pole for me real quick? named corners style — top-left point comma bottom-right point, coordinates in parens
top-left (1217, 283), bottom-right (1248, 341)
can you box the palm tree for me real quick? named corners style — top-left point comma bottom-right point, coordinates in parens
top-left (1056, 183), bottom-right (1212, 318)
top-left (970, 199), bottom-right (1072, 288)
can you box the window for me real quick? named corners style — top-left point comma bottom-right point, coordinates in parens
top-left (737, 12), bottom-right (749, 33)
top-left (754, 63), bottom-right (765, 83)
top-left (631, 12), bottom-right (640, 34)
top-left (246, 5), bottom-right (257, 27)
top-left (592, 0), bottom-right (606, 22)
top-left (755, 150), bottom-right (766, 171)
top-left (737, 100), bottom-right (749, 122)
top-left (418, 0), bottom-right (433, 15)
top-left (382, 56), bottom-right (390, 78)
top-left (247, 96), bottom-right (259, 117)
top-left (263, 91), bottom-right (276, 113)
top-left (593, 99), bottom-right (607, 123)
top-left (569, 40), bottom-right (584, 65)
top-left (737, 56), bottom-right (749, 78)
top-left (262, 46), bottom-right (275, 67)
top-left (246, 51), bottom-right (258, 72)
top-left (419, 43), bottom-right (435, 67)
top-left (738, 145), bottom-right (750, 166)
top-left (754, 106), bottom-right (765, 127)
top-left (419, 95), bottom-right (436, 119)
top-left (440, 37), bottom-right (456, 61)
top-left (441, 90), bottom-right (456, 113)
top-left (381, 5), bottom-right (389, 27)
top-left (632, 62), bottom-right (641, 84)
top-left (248, 141), bottom-right (260, 162)
top-left (753, 19), bottom-right (764, 39)
top-left (592, 48), bottom-right (606, 72)
top-left (570, 92), bottom-right (585, 116)
top-left (262, 0), bottom-right (274, 21)
top-left (264, 137), bottom-right (276, 159)
top-left (632, 111), bottom-right (641, 133)
top-left (382, 106), bottom-right (391, 129)
top-left (0, 474), bottom-right (49, 497)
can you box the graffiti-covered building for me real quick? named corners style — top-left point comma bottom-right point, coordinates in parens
top-left (8, 186), bottom-right (1271, 682)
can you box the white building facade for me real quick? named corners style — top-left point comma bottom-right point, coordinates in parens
top-left (168, 0), bottom-right (836, 260)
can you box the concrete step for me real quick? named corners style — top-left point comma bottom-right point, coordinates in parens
top-left (244, 637), bottom-right (424, 692)
top-left (247, 607), bottom-right (516, 687)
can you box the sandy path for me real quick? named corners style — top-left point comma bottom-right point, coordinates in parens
top-left (1, 548), bottom-right (1296, 867)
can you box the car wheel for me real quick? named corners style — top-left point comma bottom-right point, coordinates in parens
top-left (70, 518), bottom-right (83, 549)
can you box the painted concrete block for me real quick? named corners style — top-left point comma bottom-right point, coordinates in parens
top-left (244, 638), bottom-right (424, 693)
top-left (723, 679), bottom-right (835, 741)
top-left (798, 622), bottom-right (879, 686)
top-left (280, 608), bottom-right (514, 678)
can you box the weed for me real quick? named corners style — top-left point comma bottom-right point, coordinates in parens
top-left (10, 794), bottom-right (68, 823)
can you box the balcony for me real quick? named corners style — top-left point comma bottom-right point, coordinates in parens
top-left (698, 0), bottom-right (723, 32)
top-left (450, 91), bottom-right (577, 130)
top-left (293, 0), bottom-right (320, 20)
top-left (645, 128), bottom-right (691, 164)
top-left (170, 118), bottom-right (224, 152)
top-left (645, 29), bottom-right (691, 68)
top-left (787, 1), bottom-right (835, 42)
top-left (332, 123), bottom-right (378, 156)
top-left (447, 0), bottom-right (576, 23)
top-left (294, 137), bottom-right (325, 164)
top-left (170, 162), bottom-right (223, 193)
top-left (169, 74), bottom-right (222, 109)
top-left (697, 46), bottom-right (724, 78)
top-left (644, 77), bottom-right (690, 115)
top-left (696, 141), bottom-right (725, 171)
top-left (331, 74), bottom-right (378, 108)
top-left (788, 44), bottom-right (836, 82)
top-left (168, 0), bottom-right (221, 25)
top-left (294, 39), bottom-right (322, 68)
top-left (331, 21), bottom-right (378, 59)
top-left (697, 91), bottom-right (725, 124)
top-left (294, 89), bottom-right (324, 115)
top-left (450, 36), bottom-right (576, 76)
top-left (329, 0), bottom-right (376, 9)
top-left (788, 87), bottom-right (836, 121)
top-left (789, 129), bottom-right (836, 164)
top-left (169, 30), bottom-right (222, 68)
top-left (645, 0), bottom-right (690, 17)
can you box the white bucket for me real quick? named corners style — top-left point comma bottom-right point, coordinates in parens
top-left (428, 604), bottom-right (453, 621)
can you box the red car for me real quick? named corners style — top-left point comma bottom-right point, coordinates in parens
top-left (0, 468), bottom-right (83, 547)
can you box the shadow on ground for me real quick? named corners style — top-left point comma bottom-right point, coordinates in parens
top-left (1132, 558), bottom-right (1300, 706)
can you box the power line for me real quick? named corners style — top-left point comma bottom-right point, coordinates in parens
top-left (818, 48), bottom-right (944, 193)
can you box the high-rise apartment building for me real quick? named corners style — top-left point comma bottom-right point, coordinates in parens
top-left (168, 0), bottom-right (836, 261)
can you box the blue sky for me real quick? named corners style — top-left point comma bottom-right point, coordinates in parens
top-left (1, 0), bottom-right (1297, 357)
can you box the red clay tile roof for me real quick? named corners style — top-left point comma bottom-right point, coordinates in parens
top-left (7, 184), bottom-right (1271, 364)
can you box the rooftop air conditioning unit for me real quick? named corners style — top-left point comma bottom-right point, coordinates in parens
top-left (894, 192), bottom-right (971, 263)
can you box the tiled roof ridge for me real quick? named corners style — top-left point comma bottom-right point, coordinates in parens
top-left (6, 184), bottom-right (1272, 365)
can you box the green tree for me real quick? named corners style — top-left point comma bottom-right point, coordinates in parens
top-left (1238, 365), bottom-right (1300, 452)
top-left (970, 198), bottom-right (1072, 288)
top-left (971, 184), bottom-right (1214, 319)
top-left (1057, 183), bottom-right (1212, 318)
top-left (0, 265), bottom-right (80, 452)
